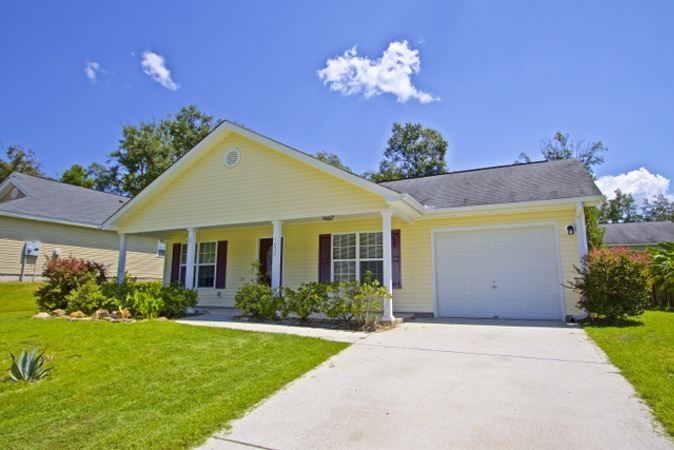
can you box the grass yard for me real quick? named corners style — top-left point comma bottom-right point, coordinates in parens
top-left (584, 310), bottom-right (674, 437)
top-left (0, 282), bottom-right (348, 449)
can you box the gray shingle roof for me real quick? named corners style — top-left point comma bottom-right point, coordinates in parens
top-left (602, 221), bottom-right (674, 246)
top-left (0, 173), bottom-right (129, 227)
top-left (379, 159), bottom-right (602, 209)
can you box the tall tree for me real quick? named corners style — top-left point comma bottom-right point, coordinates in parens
top-left (85, 163), bottom-right (123, 195)
top-left (642, 194), bottom-right (674, 222)
top-left (60, 164), bottom-right (95, 189)
top-left (0, 144), bottom-right (44, 183)
top-left (315, 151), bottom-right (352, 172)
top-left (516, 131), bottom-right (607, 175)
top-left (364, 122), bottom-right (448, 182)
top-left (599, 189), bottom-right (641, 223)
top-left (584, 207), bottom-right (605, 249)
top-left (109, 105), bottom-right (216, 196)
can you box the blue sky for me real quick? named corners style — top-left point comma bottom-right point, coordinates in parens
top-left (1, 0), bottom-right (673, 202)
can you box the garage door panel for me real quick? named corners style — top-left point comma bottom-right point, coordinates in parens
top-left (435, 225), bottom-right (562, 320)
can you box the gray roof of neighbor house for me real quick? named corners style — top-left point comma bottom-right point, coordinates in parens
top-left (379, 159), bottom-right (602, 209)
top-left (0, 172), bottom-right (129, 227)
top-left (602, 221), bottom-right (674, 246)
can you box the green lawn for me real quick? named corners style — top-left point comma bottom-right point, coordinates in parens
top-left (584, 310), bottom-right (674, 437)
top-left (0, 283), bottom-right (348, 449)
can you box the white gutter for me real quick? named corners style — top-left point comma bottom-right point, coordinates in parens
top-left (0, 211), bottom-right (101, 229)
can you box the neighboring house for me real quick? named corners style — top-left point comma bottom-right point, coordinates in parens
top-left (0, 173), bottom-right (164, 281)
top-left (602, 221), bottom-right (674, 251)
top-left (103, 121), bottom-right (603, 321)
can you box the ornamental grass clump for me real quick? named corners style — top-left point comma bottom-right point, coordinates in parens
top-left (568, 247), bottom-right (651, 323)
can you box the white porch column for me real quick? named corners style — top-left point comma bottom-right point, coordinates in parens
top-left (116, 233), bottom-right (128, 286)
top-left (185, 228), bottom-right (197, 289)
top-left (271, 220), bottom-right (283, 292)
top-left (381, 210), bottom-right (395, 322)
top-left (575, 201), bottom-right (589, 264)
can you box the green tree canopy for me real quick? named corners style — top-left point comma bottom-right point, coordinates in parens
top-left (315, 151), bottom-right (352, 172)
top-left (60, 164), bottom-right (95, 189)
top-left (641, 194), bottom-right (674, 222)
top-left (108, 105), bottom-right (217, 196)
top-left (0, 144), bottom-right (44, 183)
top-left (599, 189), bottom-right (641, 223)
top-left (364, 122), bottom-right (448, 182)
top-left (516, 131), bottom-right (607, 176)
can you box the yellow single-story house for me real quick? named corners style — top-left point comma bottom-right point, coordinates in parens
top-left (103, 121), bottom-right (603, 321)
top-left (0, 173), bottom-right (164, 282)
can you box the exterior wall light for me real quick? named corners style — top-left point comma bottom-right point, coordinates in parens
top-left (567, 225), bottom-right (575, 235)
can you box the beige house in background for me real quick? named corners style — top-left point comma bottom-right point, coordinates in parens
top-left (103, 121), bottom-right (603, 321)
top-left (0, 173), bottom-right (163, 281)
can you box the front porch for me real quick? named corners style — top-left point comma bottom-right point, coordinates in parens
top-left (115, 210), bottom-right (405, 322)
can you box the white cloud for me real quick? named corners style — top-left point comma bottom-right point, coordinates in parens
top-left (84, 60), bottom-right (102, 83)
top-left (141, 51), bottom-right (180, 91)
top-left (596, 168), bottom-right (672, 204)
top-left (317, 40), bottom-right (439, 104)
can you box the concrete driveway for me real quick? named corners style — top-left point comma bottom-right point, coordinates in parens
top-left (200, 319), bottom-right (672, 450)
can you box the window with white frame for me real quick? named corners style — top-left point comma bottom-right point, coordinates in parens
top-left (332, 232), bottom-right (383, 283)
top-left (179, 242), bottom-right (217, 288)
top-left (157, 240), bottom-right (166, 257)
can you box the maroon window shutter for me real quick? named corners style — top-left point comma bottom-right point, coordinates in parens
top-left (318, 234), bottom-right (331, 283)
top-left (170, 243), bottom-right (182, 284)
top-left (391, 230), bottom-right (402, 289)
top-left (215, 240), bottom-right (228, 289)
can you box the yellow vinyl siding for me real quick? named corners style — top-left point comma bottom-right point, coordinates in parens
top-left (0, 216), bottom-right (163, 281)
top-left (167, 207), bottom-right (583, 317)
top-left (118, 133), bottom-right (388, 233)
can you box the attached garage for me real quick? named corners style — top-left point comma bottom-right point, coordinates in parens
top-left (433, 224), bottom-right (564, 320)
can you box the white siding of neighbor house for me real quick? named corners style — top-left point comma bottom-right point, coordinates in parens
top-left (166, 207), bottom-right (583, 317)
top-left (0, 216), bottom-right (163, 281)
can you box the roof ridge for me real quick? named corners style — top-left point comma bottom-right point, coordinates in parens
top-left (12, 172), bottom-right (130, 200)
top-left (378, 159), bottom-right (570, 184)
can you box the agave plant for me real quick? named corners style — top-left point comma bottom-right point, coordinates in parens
top-left (8, 347), bottom-right (53, 382)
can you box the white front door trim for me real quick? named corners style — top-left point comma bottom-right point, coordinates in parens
top-left (431, 221), bottom-right (566, 321)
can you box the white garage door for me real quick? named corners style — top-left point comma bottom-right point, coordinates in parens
top-left (434, 225), bottom-right (563, 320)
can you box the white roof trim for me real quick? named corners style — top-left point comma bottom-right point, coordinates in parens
top-left (419, 195), bottom-right (605, 218)
top-left (0, 211), bottom-right (101, 229)
top-left (0, 174), bottom-right (29, 199)
top-left (103, 121), bottom-right (404, 230)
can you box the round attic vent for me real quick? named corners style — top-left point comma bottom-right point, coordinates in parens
top-left (10, 187), bottom-right (19, 199)
top-left (224, 147), bottom-right (241, 168)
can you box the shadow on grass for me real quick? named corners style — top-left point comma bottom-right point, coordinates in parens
top-left (583, 317), bottom-right (645, 329)
top-left (647, 306), bottom-right (674, 314)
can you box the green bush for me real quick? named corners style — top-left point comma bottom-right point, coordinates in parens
top-left (66, 273), bottom-right (113, 314)
top-left (568, 247), bottom-right (651, 322)
top-left (160, 283), bottom-right (198, 318)
top-left (648, 242), bottom-right (674, 294)
top-left (284, 282), bottom-right (329, 320)
top-left (126, 282), bottom-right (164, 320)
top-left (320, 281), bottom-right (358, 322)
top-left (352, 278), bottom-right (389, 330)
top-left (235, 263), bottom-right (285, 320)
top-left (35, 256), bottom-right (107, 311)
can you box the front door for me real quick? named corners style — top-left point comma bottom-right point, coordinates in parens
top-left (259, 238), bottom-right (283, 286)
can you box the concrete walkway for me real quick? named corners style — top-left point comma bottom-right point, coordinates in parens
top-left (197, 318), bottom-right (673, 450)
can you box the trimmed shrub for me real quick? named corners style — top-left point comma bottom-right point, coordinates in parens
top-left (568, 247), bottom-right (651, 322)
top-left (321, 281), bottom-right (359, 322)
top-left (284, 282), bottom-right (329, 320)
top-left (235, 262), bottom-right (285, 320)
top-left (124, 281), bottom-right (164, 320)
top-left (35, 256), bottom-right (108, 311)
top-left (352, 278), bottom-right (389, 330)
top-left (66, 273), bottom-right (113, 314)
top-left (160, 283), bottom-right (198, 318)
top-left (648, 242), bottom-right (674, 294)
